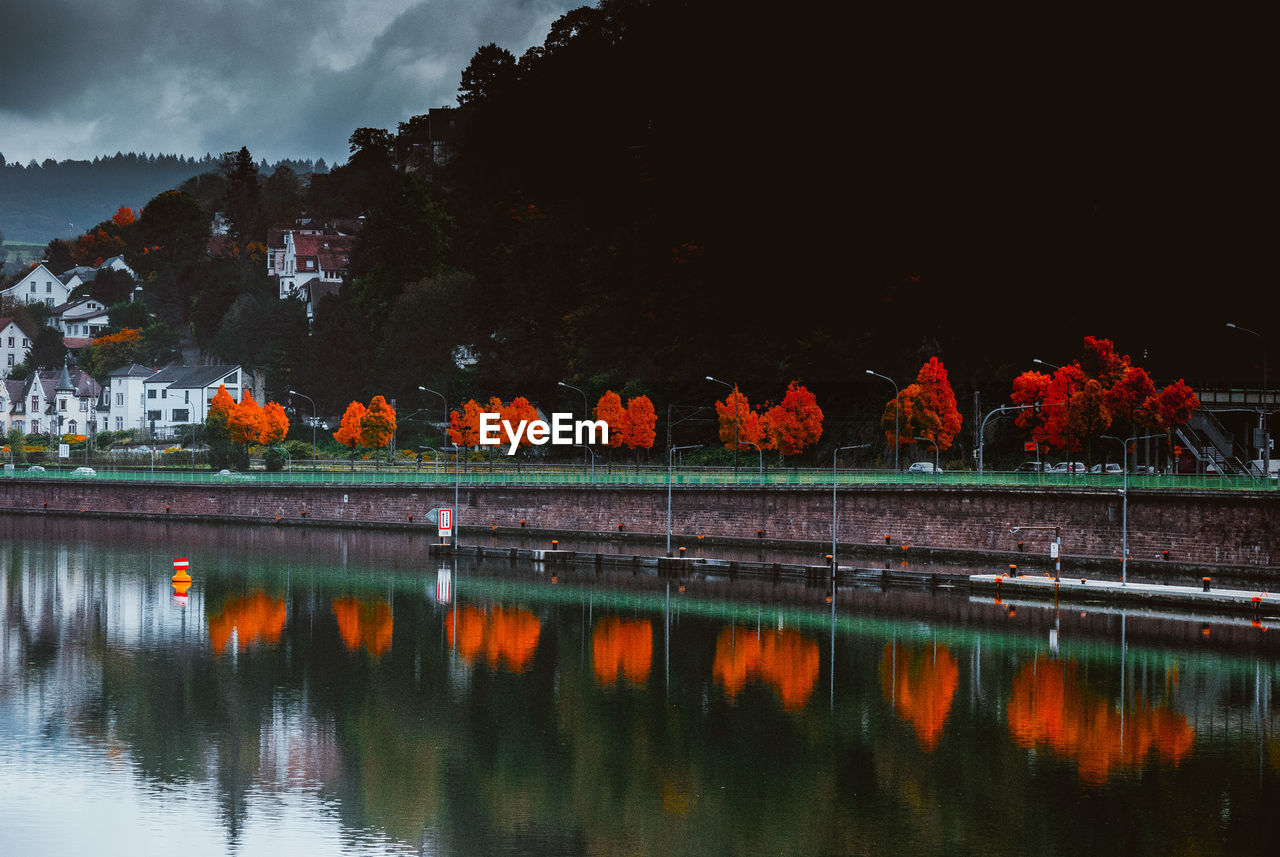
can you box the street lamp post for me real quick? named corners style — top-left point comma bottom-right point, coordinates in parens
top-left (667, 444), bottom-right (701, 555)
top-left (914, 436), bottom-right (941, 485)
top-left (832, 444), bottom-right (870, 566)
top-left (866, 370), bottom-right (899, 472)
top-left (743, 441), bottom-right (764, 485)
top-left (557, 381), bottom-right (589, 468)
top-left (1033, 359), bottom-right (1074, 471)
top-left (1226, 323), bottom-right (1269, 478)
top-left (449, 444), bottom-right (461, 549)
top-left (1102, 433), bottom-right (1164, 585)
top-left (705, 376), bottom-right (739, 473)
top-left (289, 390), bottom-right (317, 463)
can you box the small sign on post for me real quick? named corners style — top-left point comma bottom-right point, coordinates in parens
top-left (59, 443), bottom-right (70, 459)
top-left (438, 507), bottom-right (453, 540)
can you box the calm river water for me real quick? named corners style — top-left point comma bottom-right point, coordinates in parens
top-left (1, 517), bottom-right (1277, 856)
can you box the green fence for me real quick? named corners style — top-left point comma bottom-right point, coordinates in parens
top-left (4, 462), bottom-right (1277, 491)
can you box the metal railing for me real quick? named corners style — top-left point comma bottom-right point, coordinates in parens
top-left (4, 460), bottom-right (1277, 490)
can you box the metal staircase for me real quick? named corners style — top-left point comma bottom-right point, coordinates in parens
top-left (1177, 410), bottom-right (1250, 474)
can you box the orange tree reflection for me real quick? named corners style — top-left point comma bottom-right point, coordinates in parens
top-left (712, 626), bottom-right (820, 711)
top-left (1007, 657), bottom-right (1194, 784)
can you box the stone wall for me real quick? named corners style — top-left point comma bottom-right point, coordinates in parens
top-left (2, 478), bottom-right (1276, 569)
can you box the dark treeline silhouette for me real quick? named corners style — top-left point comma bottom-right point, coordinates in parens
top-left (0, 152), bottom-right (328, 244)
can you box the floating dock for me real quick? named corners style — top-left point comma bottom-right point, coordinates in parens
top-left (969, 573), bottom-right (1280, 618)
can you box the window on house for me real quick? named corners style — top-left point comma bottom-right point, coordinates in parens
top-left (80, 400), bottom-right (87, 412)
top-left (6, 337), bottom-right (12, 347)
top-left (160, 389), bottom-right (166, 399)
top-left (31, 396), bottom-right (38, 410)
top-left (147, 410), bottom-right (161, 422)
top-left (68, 420), bottom-right (76, 434)
top-left (148, 389), bottom-right (156, 399)
top-left (22, 338), bottom-right (29, 347)
top-left (116, 392), bottom-right (123, 406)
top-left (46, 282), bottom-right (52, 293)
top-left (31, 420), bottom-right (39, 433)
top-left (45, 298), bottom-right (52, 307)
top-left (172, 409), bottom-right (189, 423)
top-left (115, 418), bottom-right (123, 431)
top-left (30, 284), bottom-right (36, 293)
top-left (59, 399), bottom-right (67, 411)
top-left (6, 355), bottom-right (11, 367)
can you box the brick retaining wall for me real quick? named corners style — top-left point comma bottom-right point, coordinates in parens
top-left (2, 478), bottom-right (1276, 569)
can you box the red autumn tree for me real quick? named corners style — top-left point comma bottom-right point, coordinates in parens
top-left (261, 401), bottom-right (289, 445)
top-left (594, 391), bottom-right (629, 449)
top-left (361, 395), bottom-right (397, 460)
top-left (1148, 379), bottom-right (1200, 468)
top-left (763, 382), bottom-right (823, 456)
top-left (1011, 369), bottom-right (1053, 440)
top-left (880, 358), bottom-right (962, 453)
top-left (503, 397), bottom-right (540, 453)
top-left (1103, 365), bottom-right (1158, 433)
top-left (228, 392), bottom-right (265, 446)
top-left (623, 395), bottom-right (657, 451)
top-left (111, 206), bottom-right (135, 227)
top-left (714, 386), bottom-right (765, 451)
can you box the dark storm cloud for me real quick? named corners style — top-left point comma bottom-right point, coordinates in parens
top-left (0, 0), bottom-right (580, 164)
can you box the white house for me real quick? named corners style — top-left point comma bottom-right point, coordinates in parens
top-left (100, 363), bottom-right (244, 437)
top-left (1, 263), bottom-right (73, 308)
top-left (2, 364), bottom-right (101, 437)
top-left (268, 219), bottom-right (354, 321)
top-left (0, 316), bottom-right (37, 379)
top-left (50, 298), bottom-right (110, 339)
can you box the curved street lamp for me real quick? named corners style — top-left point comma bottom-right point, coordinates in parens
top-left (705, 375), bottom-right (738, 472)
top-left (832, 444), bottom-right (870, 566)
top-left (667, 444), bottom-right (702, 555)
top-left (1102, 432), bottom-right (1164, 585)
top-left (289, 389), bottom-right (317, 462)
top-left (866, 370), bottom-right (899, 471)
top-left (914, 436), bottom-right (941, 485)
top-left (557, 381), bottom-right (589, 467)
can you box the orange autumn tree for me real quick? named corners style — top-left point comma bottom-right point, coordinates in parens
top-left (228, 392), bottom-right (265, 446)
top-left (361, 395), bottom-right (398, 464)
top-left (880, 358), bottom-right (962, 458)
top-left (713, 386), bottom-right (765, 452)
top-left (261, 401), bottom-right (289, 445)
top-left (594, 391), bottom-right (629, 449)
top-left (335, 400), bottom-right (367, 468)
top-left (623, 395), bottom-right (657, 452)
top-left (762, 382), bottom-right (824, 456)
top-left (448, 399), bottom-right (485, 449)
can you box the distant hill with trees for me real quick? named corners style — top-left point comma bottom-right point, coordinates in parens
top-left (0, 152), bottom-right (328, 244)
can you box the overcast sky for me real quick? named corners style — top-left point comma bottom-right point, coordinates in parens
top-left (0, 0), bottom-right (583, 167)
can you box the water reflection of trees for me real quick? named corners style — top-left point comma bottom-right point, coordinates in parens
top-left (207, 592), bottom-right (286, 654)
top-left (1007, 657), bottom-right (1194, 783)
top-left (592, 617), bottom-right (652, 687)
top-left (879, 642), bottom-right (959, 750)
top-left (712, 626), bottom-right (820, 711)
top-left (331, 596), bottom-right (393, 657)
top-left (446, 605), bottom-right (541, 672)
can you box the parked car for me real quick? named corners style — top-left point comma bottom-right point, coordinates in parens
top-left (1129, 464), bottom-right (1159, 475)
top-left (1049, 461), bottom-right (1087, 474)
top-left (1014, 462), bottom-right (1052, 473)
top-left (1090, 463), bottom-right (1123, 475)
top-left (26, 465), bottom-right (46, 473)
top-left (908, 461), bottom-right (943, 473)
top-left (71, 466), bottom-right (96, 477)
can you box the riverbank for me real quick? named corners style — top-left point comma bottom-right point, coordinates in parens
top-left (3, 476), bottom-right (1277, 579)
